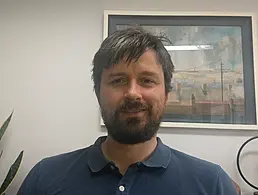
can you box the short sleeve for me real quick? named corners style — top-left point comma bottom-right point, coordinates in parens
top-left (214, 166), bottom-right (239, 195)
top-left (16, 162), bottom-right (42, 195)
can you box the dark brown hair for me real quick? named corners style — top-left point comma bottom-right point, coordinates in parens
top-left (92, 26), bottom-right (175, 98)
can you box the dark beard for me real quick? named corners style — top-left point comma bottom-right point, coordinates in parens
top-left (101, 99), bottom-right (162, 144)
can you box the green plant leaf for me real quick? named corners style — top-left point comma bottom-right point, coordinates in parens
top-left (0, 150), bottom-right (23, 195)
top-left (0, 111), bottom-right (14, 141)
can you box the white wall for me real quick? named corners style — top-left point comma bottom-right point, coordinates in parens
top-left (0, 0), bottom-right (258, 194)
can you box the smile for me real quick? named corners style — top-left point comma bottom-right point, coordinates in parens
top-left (121, 109), bottom-right (146, 113)
top-left (120, 110), bottom-right (146, 117)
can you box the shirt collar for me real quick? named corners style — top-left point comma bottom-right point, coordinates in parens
top-left (88, 136), bottom-right (171, 172)
top-left (88, 136), bottom-right (110, 172)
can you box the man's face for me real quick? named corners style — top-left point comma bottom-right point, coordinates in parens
top-left (99, 50), bottom-right (168, 144)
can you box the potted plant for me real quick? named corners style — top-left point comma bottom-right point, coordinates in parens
top-left (0, 111), bottom-right (23, 195)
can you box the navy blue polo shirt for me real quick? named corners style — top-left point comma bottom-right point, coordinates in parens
top-left (17, 136), bottom-right (238, 195)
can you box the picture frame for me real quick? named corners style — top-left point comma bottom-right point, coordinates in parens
top-left (101, 10), bottom-right (258, 130)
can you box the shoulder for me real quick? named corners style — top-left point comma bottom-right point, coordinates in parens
top-left (36, 146), bottom-right (93, 180)
top-left (170, 147), bottom-right (221, 174)
top-left (166, 147), bottom-right (238, 194)
top-left (39, 146), bottom-right (91, 169)
top-left (17, 146), bottom-right (93, 195)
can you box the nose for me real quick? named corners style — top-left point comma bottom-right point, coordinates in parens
top-left (124, 80), bottom-right (142, 100)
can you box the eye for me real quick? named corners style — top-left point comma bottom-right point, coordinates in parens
top-left (110, 78), bottom-right (127, 85)
top-left (139, 78), bottom-right (156, 85)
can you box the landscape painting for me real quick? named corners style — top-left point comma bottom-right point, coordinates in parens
top-left (106, 13), bottom-right (256, 126)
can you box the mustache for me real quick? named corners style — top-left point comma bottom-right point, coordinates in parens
top-left (119, 99), bottom-right (149, 111)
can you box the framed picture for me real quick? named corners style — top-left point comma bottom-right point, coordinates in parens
top-left (101, 11), bottom-right (258, 130)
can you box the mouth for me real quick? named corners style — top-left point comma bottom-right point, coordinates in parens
top-left (120, 109), bottom-right (147, 116)
top-left (121, 108), bottom-right (146, 113)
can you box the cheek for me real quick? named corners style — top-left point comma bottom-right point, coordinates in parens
top-left (143, 91), bottom-right (166, 110)
top-left (156, 96), bottom-right (167, 111)
top-left (100, 88), bottom-right (123, 108)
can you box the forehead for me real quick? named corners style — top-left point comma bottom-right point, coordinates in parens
top-left (103, 50), bottom-right (163, 76)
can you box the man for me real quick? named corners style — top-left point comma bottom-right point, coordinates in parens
top-left (17, 26), bottom-right (239, 195)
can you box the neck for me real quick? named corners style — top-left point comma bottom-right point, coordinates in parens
top-left (101, 136), bottom-right (158, 175)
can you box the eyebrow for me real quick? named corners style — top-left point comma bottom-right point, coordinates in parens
top-left (139, 71), bottom-right (159, 77)
top-left (108, 72), bottom-right (128, 79)
top-left (139, 71), bottom-right (161, 81)
top-left (107, 71), bottom-right (160, 80)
